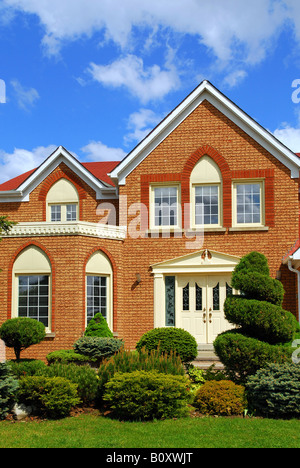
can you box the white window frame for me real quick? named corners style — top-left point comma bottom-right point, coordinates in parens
top-left (232, 180), bottom-right (265, 228)
top-left (49, 203), bottom-right (78, 222)
top-left (191, 183), bottom-right (222, 228)
top-left (86, 275), bottom-right (109, 324)
top-left (150, 184), bottom-right (181, 230)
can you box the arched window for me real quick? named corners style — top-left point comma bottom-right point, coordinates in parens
top-left (46, 178), bottom-right (79, 222)
top-left (190, 155), bottom-right (222, 228)
top-left (12, 246), bottom-right (52, 331)
top-left (85, 251), bottom-right (113, 330)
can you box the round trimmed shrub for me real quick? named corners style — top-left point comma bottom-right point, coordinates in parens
top-left (136, 327), bottom-right (197, 363)
top-left (246, 363), bottom-right (300, 418)
top-left (17, 375), bottom-right (80, 419)
top-left (0, 318), bottom-right (46, 360)
top-left (194, 380), bottom-right (247, 416)
top-left (103, 370), bottom-right (190, 420)
top-left (46, 349), bottom-right (91, 365)
top-left (84, 313), bottom-right (113, 338)
top-left (0, 362), bottom-right (19, 420)
top-left (73, 336), bottom-right (124, 362)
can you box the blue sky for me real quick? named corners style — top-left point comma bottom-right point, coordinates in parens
top-left (1, 0), bottom-right (300, 183)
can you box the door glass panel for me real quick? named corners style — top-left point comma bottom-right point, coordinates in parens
top-left (226, 282), bottom-right (233, 297)
top-left (213, 283), bottom-right (220, 310)
top-left (195, 283), bottom-right (202, 311)
top-left (183, 283), bottom-right (189, 311)
top-left (165, 276), bottom-right (175, 326)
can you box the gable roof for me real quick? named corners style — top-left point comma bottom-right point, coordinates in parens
top-left (0, 146), bottom-right (120, 201)
top-left (109, 80), bottom-right (300, 185)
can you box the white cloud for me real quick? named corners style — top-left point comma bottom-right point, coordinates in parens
top-left (223, 70), bottom-right (248, 88)
top-left (81, 141), bottom-right (126, 162)
top-left (0, 145), bottom-right (57, 183)
top-left (273, 124), bottom-right (300, 153)
top-left (125, 108), bottom-right (162, 144)
top-left (11, 80), bottom-right (40, 110)
top-left (88, 54), bottom-right (179, 104)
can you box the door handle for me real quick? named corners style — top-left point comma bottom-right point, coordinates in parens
top-left (209, 312), bottom-right (212, 323)
top-left (203, 312), bottom-right (206, 323)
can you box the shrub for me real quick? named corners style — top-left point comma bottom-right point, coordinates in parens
top-left (84, 313), bottom-right (113, 338)
top-left (103, 370), bottom-right (190, 421)
top-left (44, 363), bottom-right (98, 405)
top-left (0, 362), bottom-right (19, 420)
top-left (8, 359), bottom-right (47, 378)
top-left (0, 318), bottom-right (46, 360)
top-left (98, 347), bottom-right (185, 398)
top-left (186, 364), bottom-right (205, 394)
top-left (46, 349), bottom-right (91, 365)
top-left (17, 375), bottom-right (80, 419)
top-left (194, 380), bottom-right (247, 416)
top-left (214, 331), bottom-right (291, 383)
top-left (136, 327), bottom-right (198, 363)
top-left (246, 363), bottom-right (300, 418)
top-left (73, 336), bottom-right (123, 362)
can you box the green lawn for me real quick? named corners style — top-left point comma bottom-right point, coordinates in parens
top-left (0, 415), bottom-right (300, 448)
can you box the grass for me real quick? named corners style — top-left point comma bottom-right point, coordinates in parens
top-left (1, 414), bottom-right (300, 448)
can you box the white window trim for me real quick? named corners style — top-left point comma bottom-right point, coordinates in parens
top-left (48, 203), bottom-right (79, 223)
top-left (191, 183), bottom-right (222, 229)
top-left (232, 179), bottom-right (265, 229)
top-left (149, 183), bottom-right (181, 231)
top-left (85, 274), bottom-right (112, 330)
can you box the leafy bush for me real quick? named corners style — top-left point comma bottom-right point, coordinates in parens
top-left (8, 359), bottom-right (47, 378)
top-left (0, 362), bottom-right (19, 420)
top-left (0, 318), bottom-right (46, 360)
top-left (43, 363), bottom-right (98, 405)
top-left (98, 347), bottom-right (184, 398)
top-left (246, 363), bottom-right (300, 418)
top-left (103, 370), bottom-right (190, 421)
top-left (84, 313), bottom-right (113, 337)
top-left (214, 331), bottom-right (291, 383)
top-left (136, 327), bottom-right (198, 363)
top-left (17, 375), bottom-right (80, 419)
top-left (73, 336), bottom-right (123, 362)
top-left (194, 380), bottom-right (247, 416)
top-left (214, 252), bottom-right (298, 384)
top-left (186, 364), bottom-right (205, 394)
top-left (46, 349), bottom-right (91, 365)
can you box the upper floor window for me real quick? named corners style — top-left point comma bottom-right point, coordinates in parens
top-left (150, 185), bottom-right (180, 229)
top-left (190, 156), bottom-right (222, 228)
top-left (46, 179), bottom-right (79, 222)
top-left (232, 181), bottom-right (264, 227)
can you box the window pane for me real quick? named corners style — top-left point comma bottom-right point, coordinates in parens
top-left (165, 276), bottom-right (175, 326)
top-left (67, 204), bottom-right (77, 221)
top-left (86, 276), bottom-right (107, 323)
top-left (18, 275), bottom-right (49, 328)
top-left (183, 283), bottom-right (189, 311)
top-left (154, 187), bottom-right (178, 227)
top-left (51, 205), bottom-right (61, 222)
top-left (236, 184), bottom-right (261, 224)
top-left (195, 185), bottom-right (219, 225)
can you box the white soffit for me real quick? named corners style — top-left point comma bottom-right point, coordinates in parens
top-left (109, 81), bottom-right (300, 185)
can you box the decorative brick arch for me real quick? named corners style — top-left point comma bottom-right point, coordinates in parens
top-left (38, 164), bottom-right (87, 221)
top-left (83, 247), bottom-right (118, 333)
top-left (7, 241), bottom-right (56, 329)
top-left (181, 145), bottom-right (232, 228)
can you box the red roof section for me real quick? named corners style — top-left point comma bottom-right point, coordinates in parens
top-left (0, 161), bottom-right (120, 191)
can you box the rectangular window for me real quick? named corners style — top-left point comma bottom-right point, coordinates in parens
top-left (18, 275), bottom-right (49, 328)
top-left (165, 276), bottom-right (175, 326)
top-left (66, 204), bottom-right (77, 221)
top-left (86, 276), bottom-right (107, 323)
top-left (51, 205), bottom-right (61, 222)
top-left (195, 185), bottom-right (219, 225)
top-left (154, 186), bottom-right (178, 227)
top-left (234, 182), bottom-right (263, 225)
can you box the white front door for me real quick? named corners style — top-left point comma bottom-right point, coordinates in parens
top-left (177, 275), bottom-right (233, 344)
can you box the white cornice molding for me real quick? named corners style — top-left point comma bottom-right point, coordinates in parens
top-left (2, 221), bottom-right (126, 241)
top-left (109, 80), bottom-right (300, 184)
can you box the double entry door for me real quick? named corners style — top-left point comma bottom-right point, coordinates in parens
top-left (177, 275), bottom-right (233, 344)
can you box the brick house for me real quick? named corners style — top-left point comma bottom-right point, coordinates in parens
top-left (0, 80), bottom-right (300, 361)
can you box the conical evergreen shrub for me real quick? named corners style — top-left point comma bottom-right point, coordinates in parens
top-left (214, 252), bottom-right (300, 383)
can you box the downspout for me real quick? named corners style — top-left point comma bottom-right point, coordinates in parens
top-left (288, 259), bottom-right (300, 325)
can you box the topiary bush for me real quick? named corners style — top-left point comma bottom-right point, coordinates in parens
top-left (214, 252), bottom-right (299, 383)
top-left (0, 318), bottom-right (46, 360)
top-left (73, 336), bottom-right (124, 363)
top-left (193, 380), bottom-right (247, 416)
top-left (84, 313), bottom-right (113, 337)
top-left (136, 327), bottom-right (198, 363)
top-left (246, 363), bottom-right (300, 418)
top-left (97, 347), bottom-right (185, 399)
top-left (17, 375), bottom-right (80, 419)
top-left (46, 349), bottom-right (91, 365)
top-left (103, 370), bottom-right (190, 421)
top-left (0, 362), bottom-right (19, 420)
